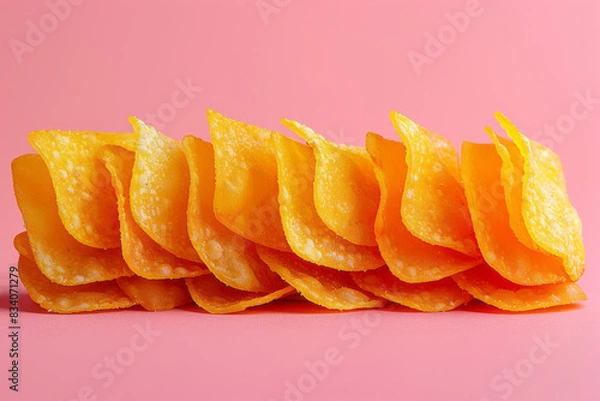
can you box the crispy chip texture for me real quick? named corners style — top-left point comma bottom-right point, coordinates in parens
top-left (129, 118), bottom-right (200, 262)
top-left (18, 254), bottom-right (135, 313)
top-left (271, 130), bottom-right (384, 271)
top-left (186, 275), bottom-right (295, 314)
top-left (390, 111), bottom-right (478, 257)
top-left (352, 268), bottom-right (472, 312)
top-left (207, 109), bottom-right (290, 251)
top-left (461, 142), bottom-right (569, 285)
top-left (182, 136), bottom-right (286, 292)
top-left (496, 113), bottom-right (585, 281)
top-left (12, 155), bottom-right (133, 285)
top-left (453, 264), bottom-right (586, 311)
top-left (367, 133), bottom-right (481, 282)
top-left (117, 276), bottom-right (192, 311)
top-left (283, 120), bottom-right (379, 246)
top-left (28, 130), bottom-right (135, 249)
top-left (257, 246), bottom-right (386, 310)
top-left (102, 145), bottom-right (209, 279)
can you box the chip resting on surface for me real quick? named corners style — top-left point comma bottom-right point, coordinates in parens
top-left (116, 276), bottom-right (192, 311)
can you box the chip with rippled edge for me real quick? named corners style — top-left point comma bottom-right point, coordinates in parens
top-left (271, 130), bottom-right (384, 271)
top-left (129, 117), bottom-right (201, 262)
top-left (182, 136), bottom-right (286, 292)
top-left (282, 119), bottom-right (379, 246)
top-left (116, 276), bottom-right (192, 311)
top-left (367, 133), bottom-right (481, 282)
top-left (185, 274), bottom-right (296, 314)
top-left (12, 155), bottom-right (133, 285)
top-left (207, 109), bottom-right (291, 252)
top-left (352, 267), bottom-right (472, 312)
top-left (461, 142), bottom-right (569, 285)
top-left (453, 264), bottom-right (586, 311)
top-left (102, 145), bottom-right (209, 279)
top-left (390, 111), bottom-right (479, 257)
top-left (257, 246), bottom-right (387, 311)
top-left (28, 130), bottom-right (136, 249)
top-left (495, 113), bottom-right (585, 281)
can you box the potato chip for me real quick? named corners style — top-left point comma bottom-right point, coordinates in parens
top-left (256, 246), bottom-right (386, 310)
top-left (13, 232), bottom-right (33, 260)
top-left (207, 109), bottom-right (290, 251)
top-left (182, 136), bottom-right (286, 292)
top-left (271, 130), bottom-right (384, 271)
top-left (185, 275), bottom-right (295, 314)
top-left (453, 264), bottom-right (586, 311)
top-left (116, 276), bottom-right (192, 311)
top-left (390, 111), bottom-right (478, 257)
top-left (366, 133), bottom-right (481, 282)
top-left (28, 130), bottom-right (135, 249)
top-left (495, 113), bottom-right (585, 281)
top-left (12, 155), bottom-right (133, 285)
top-left (102, 145), bottom-right (209, 279)
top-left (129, 117), bottom-right (201, 262)
top-left (282, 120), bottom-right (379, 246)
top-left (18, 254), bottom-right (135, 313)
top-left (461, 142), bottom-right (569, 284)
top-left (352, 267), bottom-right (472, 312)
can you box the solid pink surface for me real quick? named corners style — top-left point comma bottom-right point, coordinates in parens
top-left (1, 1), bottom-right (599, 400)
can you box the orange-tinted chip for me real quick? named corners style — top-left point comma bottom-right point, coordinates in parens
top-left (12, 155), bottom-right (133, 285)
top-left (129, 117), bottom-right (200, 262)
top-left (182, 136), bottom-right (286, 292)
top-left (257, 246), bottom-right (386, 310)
top-left (496, 113), bottom-right (585, 281)
top-left (185, 275), bottom-right (295, 314)
top-left (461, 142), bottom-right (569, 285)
top-left (453, 264), bottom-right (586, 311)
top-left (367, 133), bottom-right (481, 282)
top-left (28, 130), bottom-right (135, 249)
top-left (390, 111), bottom-right (478, 257)
top-left (207, 109), bottom-right (290, 251)
top-left (18, 254), bottom-right (135, 313)
top-left (283, 120), bottom-right (379, 246)
top-left (271, 131), bottom-right (384, 271)
top-left (352, 267), bottom-right (472, 312)
top-left (116, 276), bottom-right (192, 311)
top-left (102, 145), bottom-right (208, 279)
top-left (13, 231), bottom-right (33, 260)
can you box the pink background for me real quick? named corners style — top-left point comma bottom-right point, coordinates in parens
top-left (1, 1), bottom-right (599, 400)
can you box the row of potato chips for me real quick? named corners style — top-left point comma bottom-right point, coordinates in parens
top-left (11, 110), bottom-right (586, 313)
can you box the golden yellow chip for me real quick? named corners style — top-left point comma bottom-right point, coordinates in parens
top-left (496, 113), bottom-right (585, 281)
top-left (367, 133), bottom-right (481, 282)
top-left (129, 117), bottom-right (200, 262)
top-left (116, 276), bottom-right (192, 311)
top-left (257, 246), bottom-right (387, 310)
top-left (282, 120), bottom-right (379, 246)
top-left (28, 130), bottom-right (135, 249)
top-left (18, 254), bottom-right (135, 313)
top-left (182, 136), bottom-right (286, 292)
top-left (12, 155), bottom-right (133, 285)
top-left (102, 145), bottom-right (209, 279)
top-left (207, 109), bottom-right (290, 251)
top-left (390, 111), bottom-right (479, 257)
top-left (352, 267), bottom-right (472, 312)
top-left (453, 264), bottom-right (586, 311)
top-left (271, 131), bottom-right (384, 271)
top-left (13, 232), bottom-right (33, 259)
top-left (185, 275), bottom-right (295, 314)
top-left (461, 142), bottom-right (569, 285)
